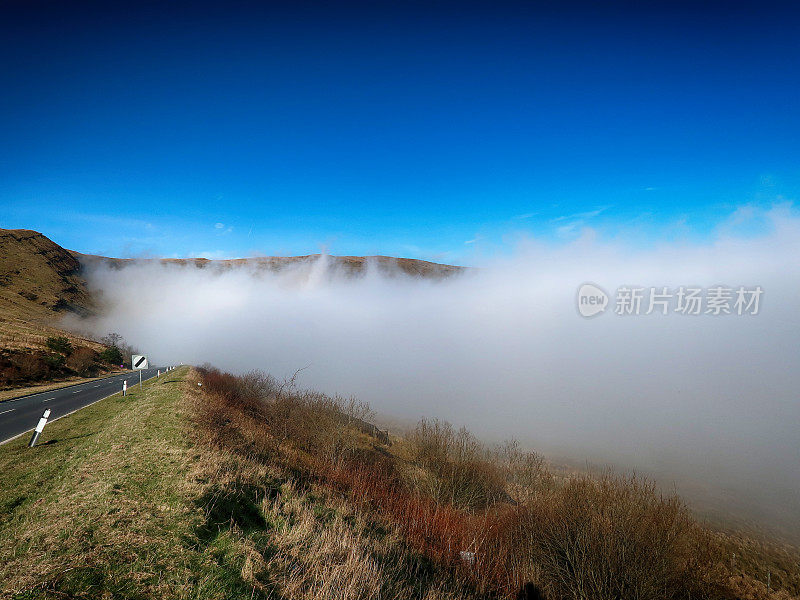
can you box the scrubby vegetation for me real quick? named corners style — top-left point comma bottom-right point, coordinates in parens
top-left (0, 368), bottom-right (480, 600)
top-left (0, 332), bottom-right (138, 392)
top-left (44, 335), bottom-right (73, 355)
top-left (100, 332), bottom-right (142, 369)
top-left (194, 366), bottom-right (800, 600)
top-left (0, 346), bottom-right (100, 387)
top-left (2, 366), bottom-right (797, 600)
top-left (99, 345), bottom-right (124, 365)
top-left (0, 343), bottom-right (109, 388)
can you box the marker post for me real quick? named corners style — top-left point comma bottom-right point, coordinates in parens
top-left (28, 409), bottom-right (51, 447)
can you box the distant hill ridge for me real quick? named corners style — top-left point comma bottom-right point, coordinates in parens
top-left (72, 250), bottom-right (463, 278)
top-left (1, 227), bottom-right (462, 325)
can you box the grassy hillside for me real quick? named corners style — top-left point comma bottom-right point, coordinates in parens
top-left (3, 365), bottom-right (797, 600)
top-left (0, 229), bottom-right (128, 392)
top-left (192, 368), bottom-right (800, 600)
top-left (0, 366), bottom-right (262, 599)
top-left (0, 229), bottom-right (97, 352)
top-left (0, 368), bottom-right (477, 600)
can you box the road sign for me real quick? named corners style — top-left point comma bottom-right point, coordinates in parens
top-left (132, 355), bottom-right (148, 370)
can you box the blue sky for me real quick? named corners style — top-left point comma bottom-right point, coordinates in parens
top-left (1, 1), bottom-right (799, 264)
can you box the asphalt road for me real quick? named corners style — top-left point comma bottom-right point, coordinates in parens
top-left (0, 368), bottom-right (162, 445)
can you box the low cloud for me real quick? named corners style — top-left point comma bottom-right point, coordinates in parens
top-left (67, 205), bottom-right (800, 540)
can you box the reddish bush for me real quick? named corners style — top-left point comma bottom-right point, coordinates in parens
top-left (194, 367), bottom-right (731, 600)
top-left (13, 353), bottom-right (48, 381)
top-left (65, 347), bottom-right (99, 377)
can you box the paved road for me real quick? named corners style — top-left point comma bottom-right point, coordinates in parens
top-left (0, 368), bottom-right (162, 444)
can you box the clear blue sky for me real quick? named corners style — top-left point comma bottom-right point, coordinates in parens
top-left (2, 1), bottom-right (799, 264)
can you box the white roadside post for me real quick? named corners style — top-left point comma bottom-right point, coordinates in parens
top-left (157, 369), bottom-right (160, 378)
top-left (123, 380), bottom-right (127, 396)
top-left (28, 409), bottom-right (51, 447)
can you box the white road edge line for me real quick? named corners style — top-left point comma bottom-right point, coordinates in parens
top-left (0, 373), bottom-right (137, 404)
top-left (0, 408), bottom-right (15, 416)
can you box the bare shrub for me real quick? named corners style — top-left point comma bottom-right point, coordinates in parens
top-left (14, 353), bottom-right (48, 380)
top-left (518, 473), bottom-right (717, 600)
top-left (191, 367), bottom-right (752, 600)
top-left (494, 439), bottom-right (552, 501)
top-left (64, 346), bottom-right (98, 377)
top-left (406, 419), bottom-right (506, 509)
top-left (195, 366), bottom-right (373, 467)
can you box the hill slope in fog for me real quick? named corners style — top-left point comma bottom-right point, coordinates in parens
top-left (0, 228), bottom-right (459, 389)
top-left (71, 250), bottom-right (463, 279)
top-left (0, 227), bottom-right (460, 335)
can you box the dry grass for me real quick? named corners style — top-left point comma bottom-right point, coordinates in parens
top-left (403, 419), bottom-right (508, 509)
top-left (194, 367), bottom-right (800, 600)
top-left (0, 229), bottom-right (93, 328)
top-left (0, 315), bottom-right (104, 353)
top-left (186, 416), bottom-right (482, 600)
top-left (2, 359), bottom-right (796, 599)
top-left (0, 367), bottom-right (483, 600)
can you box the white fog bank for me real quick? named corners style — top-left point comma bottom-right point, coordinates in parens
top-left (67, 206), bottom-right (800, 540)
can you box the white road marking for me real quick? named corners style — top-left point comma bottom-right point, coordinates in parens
top-left (0, 373), bottom-right (149, 445)
top-left (45, 397), bottom-right (55, 402)
top-left (72, 391), bottom-right (80, 394)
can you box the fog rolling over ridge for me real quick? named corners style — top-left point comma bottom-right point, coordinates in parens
top-left (69, 207), bottom-right (800, 540)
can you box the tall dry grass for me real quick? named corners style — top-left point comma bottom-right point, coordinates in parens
top-left (193, 367), bottom-right (796, 600)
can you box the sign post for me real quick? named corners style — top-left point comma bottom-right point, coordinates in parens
top-left (132, 354), bottom-right (148, 390)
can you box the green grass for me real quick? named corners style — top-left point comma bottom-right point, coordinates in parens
top-left (0, 367), bottom-right (261, 600)
top-left (0, 367), bottom-right (471, 600)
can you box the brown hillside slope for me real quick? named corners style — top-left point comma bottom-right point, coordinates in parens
top-left (0, 229), bottom-right (99, 352)
top-left (2, 228), bottom-right (460, 351)
top-left (0, 229), bottom-right (92, 318)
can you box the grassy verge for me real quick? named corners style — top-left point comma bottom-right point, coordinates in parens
top-left (0, 367), bottom-right (203, 599)
top-left (0, 367), bottom-right (471, 600)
